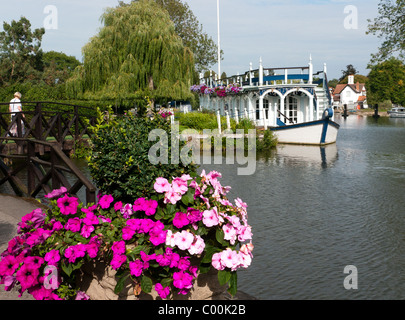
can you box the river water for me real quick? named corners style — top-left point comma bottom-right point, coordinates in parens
top-left (198, 114), bottom-right (405, 300)
top-left (1, 114), bottom-right (405, 300)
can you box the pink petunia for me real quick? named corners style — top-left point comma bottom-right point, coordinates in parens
top-left (154, 177), bottom-right (171, 193)
top-left (163, 188), bottom-right (182, 205)
top-left (65, 218), bottom-right (81, 233)
top-left (16, 263), bottom-right (40, 291)
top-left (81, 224), bottom-right (94, 239)
top-left (172, 271), bottom-right (193, 291)
top-left (112, 241), bottom-right (126, 256)
top-left (223, 223), bottom-right (237, 245)
top-left (171, 178), bottom-right (188, 195)
top-left (44, 250), bottom-right (60, 266)
top-left (114, 201), bottom-right (123, 212)
top-left (129, 260), bottom-right (144, 277)
top-left (0, 255), bottom-right (19, 276)
top-left (144, 200), bottom-right (158, 216)
top-left (57, 195), bottom-right (79, 215)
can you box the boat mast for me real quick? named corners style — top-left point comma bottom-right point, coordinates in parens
top-left (217, 0), bottom-right (221, 81)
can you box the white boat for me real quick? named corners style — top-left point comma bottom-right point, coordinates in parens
top-left (194, 57), bottom-right (340, 146)
top-left (388, 107), bottom-right (405, 118)
top-left (270, 108), bottom-right (340, 145)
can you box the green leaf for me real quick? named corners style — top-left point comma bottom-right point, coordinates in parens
top-left (141, 275), bottom-right (153, 293)
top-left (228, 272), bottom-right (238, 297)
top-left (61, 260), bottom-right (73, 277)
top-left (218, 270), bottom-right (231, 286)
top-left (114, 272), bottom-right (131, 295)
top-left (216, 229), bottom-right (228, 247)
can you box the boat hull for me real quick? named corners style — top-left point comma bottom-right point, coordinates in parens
top-left (388, 112), bottom-right (405, 118)
top-left (270, 119), bottom-right (340, 145)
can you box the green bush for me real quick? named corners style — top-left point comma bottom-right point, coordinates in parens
top-left (88, 113), bottom-right (198, 203)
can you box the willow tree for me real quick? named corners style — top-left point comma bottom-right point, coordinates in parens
top-left (66, 0), bottom-right (195, 109)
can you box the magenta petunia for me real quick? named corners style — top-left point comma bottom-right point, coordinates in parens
top-left (110, 254), bottom-right (127, 270)
top-left (112, 241), bottom-right (126, 256)
top-left (81, 224), bottom-right (95, 239)
top-left (16, 263), bottom-right (40, 291)
top-left (57, 195), bottom-right (79, 215)
top-left (114, 201), bottom-right (123, 212)
top-left (129, 260), bottom-right (145, 277)
top-left (44, 250), bottom-right (60, 266)
top-left (0, 255), bottom-right (19, 276)
top-left (65, 218), bottom-right (81, 233)
top-left (144, 200), bottom-right (158, 216)
top-left (99, 194), bottom-right (114, 209)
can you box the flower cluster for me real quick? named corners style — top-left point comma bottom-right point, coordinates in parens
top-left (158, 109), bottom-right (173, 119)
top-left (0, 171), bottom-right (253, 300)
top-left (190, 84), bottom-right (242, 98)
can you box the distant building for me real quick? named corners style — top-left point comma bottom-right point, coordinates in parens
top-left (332, 75), bottom-right (368, 109)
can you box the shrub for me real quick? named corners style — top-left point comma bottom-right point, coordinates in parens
top-left (88, 113), bottom-right (198, 203)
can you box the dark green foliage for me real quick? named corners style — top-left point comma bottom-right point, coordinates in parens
top-left (88, 114), bottom-right (198, 203)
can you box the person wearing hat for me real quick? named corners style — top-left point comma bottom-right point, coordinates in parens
top-left (9, 92), bottom-right (24, 136)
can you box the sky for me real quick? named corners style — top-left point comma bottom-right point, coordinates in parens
top-left (0, 0), bottom-right (382, 81)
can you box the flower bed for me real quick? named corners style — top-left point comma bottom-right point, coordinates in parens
top-left (0, 171), bottom-right (253, 300)
top-left (190, 84), bottom-right (242, 98)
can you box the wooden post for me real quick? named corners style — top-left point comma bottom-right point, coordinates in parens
top-left (27, 140), bottom-right (36, 196)
top-left (35, 102), bottom-right (43, 140)
top-left (74, 105), bottom-right (79, 141)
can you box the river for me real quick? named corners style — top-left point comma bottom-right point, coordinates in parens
top-left (198, 114), bottom-right (405, 300)
top-left (2, 114), bottom-right (405, 300)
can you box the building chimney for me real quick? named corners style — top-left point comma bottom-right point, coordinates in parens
top-left (348, 75), bottom-right (354, 85)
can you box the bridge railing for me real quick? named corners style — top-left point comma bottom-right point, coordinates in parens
top-left (0, 101), bottom-right (97, 148)
top-left (0, 137), bottom-right (97, 205)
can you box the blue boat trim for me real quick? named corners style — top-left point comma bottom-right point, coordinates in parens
top-left (320, 120), bottom-right (329, 144)
top-left (270, 119), bottom-right (340, 131)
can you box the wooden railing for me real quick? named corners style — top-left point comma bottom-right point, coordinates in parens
top-left (0, 138), bottom-right (97, 205)
top-left (0, 101), bottom-right (97, 151)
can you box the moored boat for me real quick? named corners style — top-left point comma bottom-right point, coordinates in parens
top-left (388, 106), bottom-right (405, 118)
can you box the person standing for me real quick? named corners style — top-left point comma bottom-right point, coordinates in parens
top-left (9, 92), bottom-right (24, 136)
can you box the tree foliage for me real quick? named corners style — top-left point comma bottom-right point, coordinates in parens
top-left (339, 64), bottom-right (358, 82)
top-left (0, 17), bottom-right (45, 85)
top-left (366, 0), bottom-right (405, 63)
top-left (366, 57), bottom-right (405, 105)
top-left (66, 0), bottom-right (195, 109)
top-left (127, 0), bottom-right (220, 73)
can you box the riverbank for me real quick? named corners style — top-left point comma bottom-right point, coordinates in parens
top-left (335, 109), bottom-right (389, 117)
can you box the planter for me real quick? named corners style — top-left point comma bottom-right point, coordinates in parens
top-left (77, 259), bottom-right (228, 300)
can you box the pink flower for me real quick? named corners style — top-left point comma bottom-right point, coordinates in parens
top-left (120, 203), bottom-right (133, 219)
top-left (172, 178), bottom-right (188, 195)
top-left (173, 212), bottom-right (190, 229)
top-left (173, 271), bottom-right (193, 291)
top-left (81, 224), bottom-right (94, 239)
top-left (202, 209), bottom-right (220, 227)
top-left (164, 188), bottom-right (182, 205)
top-left (177, 257), bottom-right (191, 271)
top-left (16, 263), bottom-right (40, 291)
top-left (144, 200), bottom-right (158, 216)
top-left (133, 198), bottom-right (146, 212)
top-left (44, 250), bottom-right (60, 266)
top-left (99, 195), bottom-right (114, 209)
top-left (174, 231), bottom-right (194, 251)
top-left (129, 260), bottom-right (144, 277)
top-left (83, 211), bottom-right (99, 226)
top-left (237, 226), bottom-right (253, 242)
top-left (155, 283), bottom-right (170, 299)
top-left (110, 255), bottom-right (127, 270)
top-left (212, 253), bottom-right (225, 271)
top-left (44, 186), bottom-right (68, 199)
top-left (112, 241), bottom-right (126, 255)
top-left (65, 218), bottom-right (81, 233)
top-left (165, 230), bottom-right (176, 247)
top-left (122, 226), bottom-right (136, 241)
top-left (0, 255), bottom-right (19, 276)
top-left (57, 195), bottom-right (79, 215)
top-left (86, 237), bottom-right (101, 258)
top-left (223, 223), bottom-right (237, 245)
top-left (220, 249), bottom-right (241, 271)
top-left (75, 291), bottom-right (90, 300)
top-left (187, 235), bottom-right (205, 255)
top-left (114, 201), bottom-right (123, 212)
top-left (154, 178), bottom-right (171, 193)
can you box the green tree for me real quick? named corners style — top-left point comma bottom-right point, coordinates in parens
top-left (126, 0), bottom-right (220, 73)
top-left (66, 0), bottom-right (195, 111)
top-left (366, 0), bottom-right (405, 64)
top-left (43, 51), bottom-right (82, 85)
top-left (0, 17), bottom-right (45, 85)
top-left (339, 74), bottom-right (369, 84)
top-left (339, 64), bottom-right (358, 82)
top-left (366, 57), bottom-right (405, 105)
